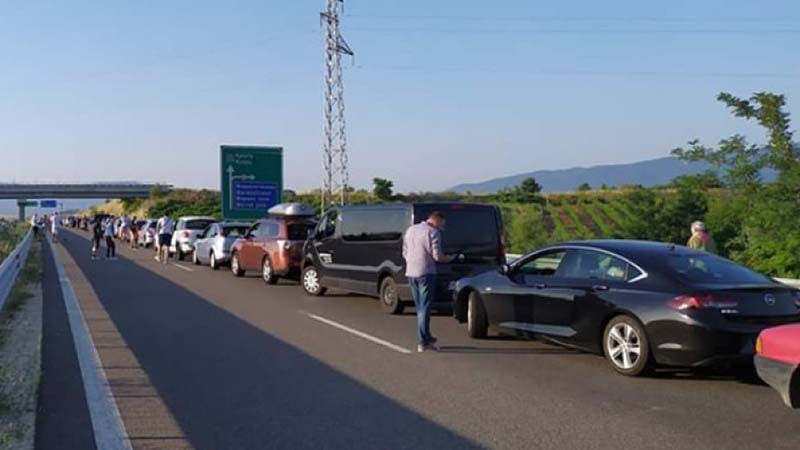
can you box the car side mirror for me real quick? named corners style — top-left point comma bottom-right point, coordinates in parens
top-left (500, 264), bottom-right (511, 276)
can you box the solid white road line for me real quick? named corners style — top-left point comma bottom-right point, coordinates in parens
top-left (303, 312), bottom-right (413, 354)
top-left (172, 263), bottom-right (194, 272)
top-left (48, 238), bottom-right (133, 450)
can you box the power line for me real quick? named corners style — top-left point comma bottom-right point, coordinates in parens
top-left (346, 26), bottom-right (800, 35)
top-left (351, 64), bottom-right (800, 79)
top-left (344, 13), bottom-right (800, 24)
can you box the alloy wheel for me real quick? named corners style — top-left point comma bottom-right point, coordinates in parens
top-left (303, 268), bottom-right (320, 293)
top-left (606, 323), bottom-right (641, 370)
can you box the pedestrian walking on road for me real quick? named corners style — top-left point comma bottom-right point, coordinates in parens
top-left (156, 214), bottom-right (174, 264)
top-left (104, 219), bottom-right (117, 259)
top-left (30, 213), bottom-right (40, 239)
top-left (51, 212), bottom-right (61, 243)
top-left (402, 211), bottom-right (458, 353)
top-left (687, 221), bottom-right (718, 254)
top-left (91, 218), bottom-right (103, 260)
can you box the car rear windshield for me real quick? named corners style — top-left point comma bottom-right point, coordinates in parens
top-left (223, 226), bottom-right (249, 238)
top-left (287, 223), bottom-right (314, 241)
top-left (415, 205), bottom-right (500, 256)
top-left (185, 219), bottom-right (214, 230)
top-left (665, 253), bottom-right (771, 285)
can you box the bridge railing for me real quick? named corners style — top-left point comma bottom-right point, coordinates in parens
top-left (0, 229), bottom-right (33, 312)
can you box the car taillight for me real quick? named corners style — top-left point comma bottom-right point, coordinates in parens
top-left (219, 230), bottom-right (227, 237)
top-left (755, 336), bottom-right (763, 355)
top-left (182, 231), bottom-right (190, 238)
top-left (667, 294), bottom-right (738, 311)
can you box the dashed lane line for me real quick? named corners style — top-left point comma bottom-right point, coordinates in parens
top-left (303, 311), bottom-right (413, 354)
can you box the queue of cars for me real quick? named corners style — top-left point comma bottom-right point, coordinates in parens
top-left (116, 201), bottom-right (798, 406)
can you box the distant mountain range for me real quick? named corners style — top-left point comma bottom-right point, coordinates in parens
top-left (449, 156), bottom-right (713, 193)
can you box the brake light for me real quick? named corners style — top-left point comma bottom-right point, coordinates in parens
top-left (219, 230), bottom-right (227, 237)
top-left (667, 294), bottom-right (738, 311)
top-left (182, 231), bottom-right (190, 239)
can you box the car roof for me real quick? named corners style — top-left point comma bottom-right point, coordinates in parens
top-left (177, 216), bottom-right (215, 221)
top-left (540, 239), bottom-right (703, 260)
top-left (218, 222), bottom-right (250, 227)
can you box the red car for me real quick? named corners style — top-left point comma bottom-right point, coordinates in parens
top-left (755, 324), bottom-right (800, 408)
top-left (229, 216), bottom-right (315, 284)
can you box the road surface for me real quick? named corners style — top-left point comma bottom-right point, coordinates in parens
top-left (36, 229), bottom-right (800, 450)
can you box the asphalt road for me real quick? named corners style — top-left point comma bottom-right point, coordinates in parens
top-left (48, 228), bottom-right (799, 450)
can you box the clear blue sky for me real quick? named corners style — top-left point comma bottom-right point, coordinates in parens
top-left (0, 0), bottom-right (798, 193)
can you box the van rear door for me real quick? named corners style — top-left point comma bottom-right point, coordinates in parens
top-left (413, 204), bottom-right (503, 300)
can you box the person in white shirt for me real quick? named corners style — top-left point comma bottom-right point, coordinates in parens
top-left (30, 213), bottom-right (40, 239)
top-left (103, 219), bottom-right (117, 259)
top-left (51, 213), bottom-right (61, 243)
top-left (155, 215), bottom-right (174, 264)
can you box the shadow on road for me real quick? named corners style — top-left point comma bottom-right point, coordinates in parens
top-left (59, 231), bottom-right (481, 450)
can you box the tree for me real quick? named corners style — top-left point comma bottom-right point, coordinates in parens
top-left (372, 178), bottom-right (394, 201)
top-left (577, 182), bottom-right (591, 191)
top-left (150, 184), bottom-right (168, 199)
top-left (670, 171), bottom-right (723, 190)
top-left (517, 177), bottom-right (542, 196)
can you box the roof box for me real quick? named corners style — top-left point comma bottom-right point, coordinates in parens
top-left (267, 202), bottom-right (316, 217)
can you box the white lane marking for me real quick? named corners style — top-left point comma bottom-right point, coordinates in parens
top-left (172, 263), bottom-right (194, 272)
top-left (303, 312), bottom-right (412, 354)
top-left (48, 238), bottom-right (133, 450)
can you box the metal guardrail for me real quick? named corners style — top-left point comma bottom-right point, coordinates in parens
top-left (0, 230), bottom-right (33, 312)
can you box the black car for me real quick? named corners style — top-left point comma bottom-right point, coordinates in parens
top-left (301, 202), bottom-right (505, 314)
top-left (452, 240), bottom-right (800, 376)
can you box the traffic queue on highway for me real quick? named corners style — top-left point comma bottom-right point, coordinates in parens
top-left (74, 201), bottom-right (799, 409)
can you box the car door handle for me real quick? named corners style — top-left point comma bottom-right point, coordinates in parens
top-left (534, 283), bottom-right (547, 289)
top-left (592, 285), bottom-right (609, 291)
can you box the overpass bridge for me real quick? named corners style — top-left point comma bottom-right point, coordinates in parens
top-left (0, 183), bottom-right (171, 219)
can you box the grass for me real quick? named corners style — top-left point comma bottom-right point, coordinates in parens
top-left (0, 242), bottom-right (41, 448)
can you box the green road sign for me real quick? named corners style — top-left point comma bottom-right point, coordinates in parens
top-left (220, 145), bottom-right (283, 220)
top-left (17, 200), bottom-right (38, 207)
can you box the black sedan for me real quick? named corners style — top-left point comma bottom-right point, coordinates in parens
top-left (452, 240), bottom-right (800, 376)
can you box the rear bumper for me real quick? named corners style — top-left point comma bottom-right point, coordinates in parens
top-left (649, 317), bottom-right (762, 367)
top-left (754, 355), bottom-right (799, 408)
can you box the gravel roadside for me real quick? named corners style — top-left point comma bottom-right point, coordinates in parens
top-left (0, 243), bottom-right (42, 450)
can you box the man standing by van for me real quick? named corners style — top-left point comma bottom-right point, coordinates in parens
top-left (403, 211), bottom-right (456, 352)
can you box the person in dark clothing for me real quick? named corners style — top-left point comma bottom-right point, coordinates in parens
top-left (91, 219), bottom-right (103, 260)
top-left (104, 219), bottom-right (116, 259)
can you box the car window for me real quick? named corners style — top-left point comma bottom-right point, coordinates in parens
top-left (664, 253), bottom-right (770, 285)
top-left (558, 249), bottom-right (630, 281)
top-left (317, 210), bottom-right (338, 239)
top-left (224, 226), bottom-right (248, 238)
top-left (341, 209), bottom-right (407, 242)
top-left (517, 250), bottom-right (567, 276)
top-left (185, 219), bottom-right (214, 230)
top-left (248, 222), bottom-right (261, 237)
top-left (262, 222), bottom-right (280, 238)
top-left (414, 205), bottom-right (499, 256)
top-left (201, 225), bottom-right (214, 239)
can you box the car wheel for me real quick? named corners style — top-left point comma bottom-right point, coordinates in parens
top-left (192, 250), bottom-right (201, 266)
top-left (603, 315), bottom-right (654, 376)
top-left (379, 276), bottom-right (404, 314)
top-left (230, 253), bottom-right (244, 277)
top-left (210, 252), bottom-right (219, 270)
top-left (467, 291), bottom-right (488, 339)
top-left (302, 265), bottom-right (326, 296)
top-left (262, 257), bottom-right (278, 285)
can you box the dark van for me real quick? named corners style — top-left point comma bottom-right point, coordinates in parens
top-left (300, 203), bottom-right (505, 314)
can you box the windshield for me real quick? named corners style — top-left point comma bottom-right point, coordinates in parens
top-left (665, 253), bottom-right (771, 285)
top-left (185, 219), bottom-right (215, 230)
top-left (415, 206), bottom-right (500, 256)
